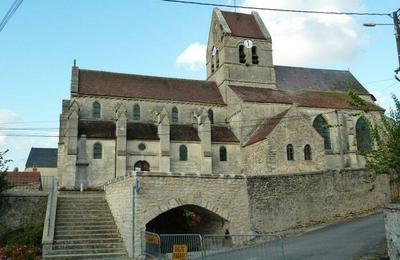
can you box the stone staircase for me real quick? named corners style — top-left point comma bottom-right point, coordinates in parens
top-left (43, 192), bottom-right (128, 259)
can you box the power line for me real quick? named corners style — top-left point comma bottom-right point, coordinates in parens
top-left (362, 78), bottom-right (396, 85)
top-left (160, 0), bottom-right (391, 16)
top-left (0, 0), bottom-right (23, 33)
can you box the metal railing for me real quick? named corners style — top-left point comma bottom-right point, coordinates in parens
top-left (142, 232), bottom-right (285, 259)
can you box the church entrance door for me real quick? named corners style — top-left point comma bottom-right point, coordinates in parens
top-left (134, 160), bottom-right (150, 171)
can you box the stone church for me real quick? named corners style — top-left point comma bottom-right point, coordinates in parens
top-left (57, 8), bottom-right (383, 189)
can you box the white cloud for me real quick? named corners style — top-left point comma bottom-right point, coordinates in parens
top-left (241, 0), bottom-right (366, 66)
top-left (176, 43), bottom-right (207, 72)
top-left (0, 108), bottom-right (19, 145)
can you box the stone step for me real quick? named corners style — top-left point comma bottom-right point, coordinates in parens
top-left (44, 247), bottom-right (126, 255)
top-left (55, 233), bottom-right (121, 240)
top-left (43, 252), bottom-right (126, 259)
top-left (56, 224), bottom-right (117, 231)
top-left (56, 216), bottom-right (114, 221)
top-left (57, 206), bottom-right (109, 210)
top-left (56, 213), bottom-right (113, 219)
top-left (51, 242), bottom-right (124, 250)
top-left (55, 229), bottom-right (119, 236)
top-left (54, 238), bottom-right (123, 245)
top-left (56, 220), bottom-right (116, 226)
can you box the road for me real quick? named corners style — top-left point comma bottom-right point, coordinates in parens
top-left (205, 213), bottom-right (386, 260)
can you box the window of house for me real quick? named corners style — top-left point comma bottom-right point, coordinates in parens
top-left (133, 104), bottom-right (140, 120)
top-left (208, 109), bottom-right (214, 124)
top-left (179, 145), bottom-right (188, 161)
top-left (138, 143), bottom-right (146, 151)
top-left (304, 144), bottom-right (312, 160)
top-left (287, 144), bottom-right (294, 161)
top-left (92, 101), bottom-right (101, 119)
top-left (172, 107), bottom-right (179, 123)
top-left (93, 143), bottom-right (102, 159)
top-left (356, 117), bottom-right (372, 152)
top-left (219, 146), bottom-right (227, 161)
top-left (251, 46), bottom-right (259, 64)
top-left (313, 115), bottom-right (331, 150)
top-left (216, 49), bottom-right (220, 68)
top-left (239, 45), bottom-right (246, 64)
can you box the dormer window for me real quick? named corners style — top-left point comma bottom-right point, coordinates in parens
top-left (239, 45), bottom-right (246, 64)
top-left (252, 46), bottom-right (259, 64)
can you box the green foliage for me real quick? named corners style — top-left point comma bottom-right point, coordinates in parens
top-left (0, 149), bottom-right (12, 173)
top-left (347, 87), bottom-right (369, 113)
top-left (0, 225), bottom-right (43, 259)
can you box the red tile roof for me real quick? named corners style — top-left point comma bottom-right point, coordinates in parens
top-left (211, 126), bottom-right (239, 143)
top-left (78, 69), bottom-right (225, 105)
top-left (245, 109), bottom-right (290, 147)
top-left (4, 172), bottom-right (41, 187)
top-left (221, 11), bottom-right (266, 39)
top-left (229, 85), bottom-right (384, 111)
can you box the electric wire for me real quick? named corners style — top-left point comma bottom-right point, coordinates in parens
top-left (0, 0), bottom-right (23, 33)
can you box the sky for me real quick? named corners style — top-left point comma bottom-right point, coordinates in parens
top-left (0, 0), bottom-right (399, 169)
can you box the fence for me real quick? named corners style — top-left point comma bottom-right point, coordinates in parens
top-left (142, 232), bottom-right (285, 259)
top-left (1, 172), bottom-right (56, 191)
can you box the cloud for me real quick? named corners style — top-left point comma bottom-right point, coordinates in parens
top-left (176, 43), bottom-right (207, 72)
top-left (241, 0), bottom-right (366, 66)
top-left (0, 108), bottom-right (19, 145)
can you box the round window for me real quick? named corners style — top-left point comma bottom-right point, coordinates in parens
top-left (138, 143), bottom-right (146, 151)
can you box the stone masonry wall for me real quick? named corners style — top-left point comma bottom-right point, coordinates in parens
top-left (0, 192), bottom-right (47, 238)
top-left (384, 203), bottom-right (400, 260)
top-left (247, 168), bottom-right (390, 233)
top-left (105, 180), bottom-right (134, 256)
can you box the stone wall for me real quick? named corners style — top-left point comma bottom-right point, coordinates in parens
top-left (384, 203), bottom-right (400, 260)
top-left (247, 168), bottom-right (390, 233)
top-left (105, 180), bottom-right (134, 257)
top-left (0, 192), bottom-right (47, 238)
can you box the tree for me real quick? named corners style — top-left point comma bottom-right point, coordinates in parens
top-left (0, 149), bottom-right (12, 192)
top-left (348, 89), bottom-right (400, 202)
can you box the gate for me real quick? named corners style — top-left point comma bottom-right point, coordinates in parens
top-left (142, 232), bottom-right (285, 259)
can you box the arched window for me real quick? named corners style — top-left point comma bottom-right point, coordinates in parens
top-left (239, 45), bottom-right (246, 64)
top-left (356, 117), bottom-right (372, 152)
top-left (133, 104), bottom-right (140, 120)
top-left (251, 46), bottom-right (259, 64)
top-left (172, 107), bottom-right (179, 123)
top-left (208, 109), bottom-right (214, 124)
top-left (92, 101), bottom-right (101, 118)
top-left (219, 146), bottom-right (227, 161)
top-left (287, 144), bottom-right (294, 161)
top-left (304, 144), bottom-right (312, 161)
top-left (179, 145), bottom-right (188, 161)
top-left (216, 49), bottom-right (220, 68)
top-left (313, 115), bottom-right (331, 150)
top-left (93, 143), bottom-right (102, 159)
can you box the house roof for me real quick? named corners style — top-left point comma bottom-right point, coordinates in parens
top-left (4, 172), bottom-right (41, 186)
top-left (78, 69), bottom-right (225, 105)
top-left (245, 109), bottom-right (290, 147)
top-left (127, 123), bottom-right (159, 140)
top-left (275, 66), bottom-right (370, 95)
top-left (78, 120), bottom-right (116, 139)
top-left (221, 11), bottom-right (266, 40)
top-left (211, 126), bottom-right (239, 143)
top-left (229, 85), bottom-right (383, 111)
top-left (25, 148), bottom-right (58, 168)
top-left (170, 125), bottom-right (201, 142)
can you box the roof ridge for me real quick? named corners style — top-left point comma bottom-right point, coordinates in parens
top-left (79, 68), bottom-right (214, 85)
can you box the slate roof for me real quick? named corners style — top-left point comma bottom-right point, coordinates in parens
top-left (211, 126), bottom-right (239, 143)
top-left (221, 11), bottom-right (267, 40)
top-left (229, 85), bottom-right (383, 111)
top-left (25, 148), bottom-right (58, 168)
top-left (78, 69), bottom-right (225, 105)
top-left (245, 109), bottom-right (290, 147)
top-left (78, 120), bottom-right (116, 139)
top-left (127, 123), bottom-right (159, 140)
top-left (275, 66), bottom-right (370, 95)
top-left (170, 125), bottom-right (200, 142)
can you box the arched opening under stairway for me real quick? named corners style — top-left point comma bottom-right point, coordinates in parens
top-left (145, 204), bottom-right (228, 235)
top-left (134, 160), bottom-right (150, 171)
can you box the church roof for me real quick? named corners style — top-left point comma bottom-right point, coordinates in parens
top-left (245, 109), bottom-right (290, 147)
top-left (229, 85), bottom-right (383, 111)
top-left (170, 125), bottom-right (201, 142)
top-left (25, 147), bottom-right (58, 168)
top-left (275, 66), bottom-right (370, 95)
top-left (78, 120), bottom-right (116, 139)
top-left (211, 126), bottom-right (239, 143)
top-left (77, 69), bottom-right (225, 105)
top-left (220, 11), bottom-right (267, 40)
top-left (127, 123), bottom-right (159, 140)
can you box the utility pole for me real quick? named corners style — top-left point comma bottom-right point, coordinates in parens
top-left (393, 9), bottom-right (400, 80)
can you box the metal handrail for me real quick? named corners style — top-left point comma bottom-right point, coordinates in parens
top-left (41, 176), bottom-right (58, 248)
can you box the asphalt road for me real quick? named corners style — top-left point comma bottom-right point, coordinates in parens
top-left (205, 213), bottom-right (386, 260)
